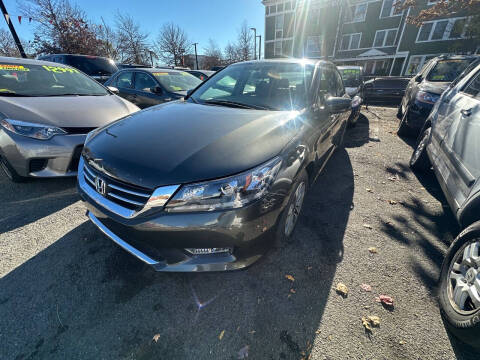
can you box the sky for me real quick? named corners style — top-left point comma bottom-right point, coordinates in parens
top-left (1, 0), bottom-right (265, 55)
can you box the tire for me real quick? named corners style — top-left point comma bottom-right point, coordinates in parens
top-left (397, 109), bottom-right (412, 137)
top-left (276, 170), bottom-right (309, 244)
top-left (410, 127), bottom-right (431, 171)
top-left (438, 222), bottom-right (480, 349)
top-left (396, 104), bottom-right (403, 119)
top-left (0, 156), bottom-right (25, 183)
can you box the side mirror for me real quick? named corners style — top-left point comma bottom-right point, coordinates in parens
top-left (151, 86), bottom-right (163, 94)
top-left (415, 75), bottom-right (423, 83)
top-left (325, 97), bottom-right (352, 113)
top-left (351, 95), bottom-right (362, 108)
top-left (107, 86), bottom-right (119, 94)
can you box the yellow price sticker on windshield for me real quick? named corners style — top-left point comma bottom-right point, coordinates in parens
top-left (42, 65), bottom-right (79, 74)
top-left (0, 64), bottom-right (29, 71)
top-left (152, 72), bottom-right (168, 76)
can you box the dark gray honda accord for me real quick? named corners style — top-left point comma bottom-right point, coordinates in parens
top-left (77, 59), bottom-right (352, 271)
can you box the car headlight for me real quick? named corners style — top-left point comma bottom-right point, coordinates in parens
top-left (416, 91), bottom-right (440, 105)
top-left (0, 118), bottom-right (66, 140)
top-left (165, 157), bottom-right (282, 212)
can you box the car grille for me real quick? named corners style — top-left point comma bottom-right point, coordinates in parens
top-left (83, 162), bottom-right (152, 210)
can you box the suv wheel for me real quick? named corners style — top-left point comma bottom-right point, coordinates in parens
top-left (410, 127), bottom-right (431, 171)
top-left (397, 109), bottom-right (412, 137)
top-left (439, 223), bottom-right (480, 349)
top-left (0, 156), bottom-right (25, 183)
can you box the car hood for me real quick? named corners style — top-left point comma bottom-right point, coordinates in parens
top-left (420, 81), bottom-right (450, 95)
top-left (83, 101), bottom-right (303, 189)
top-left (0, 95), bottom-right (139, 128)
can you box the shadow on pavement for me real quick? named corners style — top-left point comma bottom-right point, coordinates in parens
top-left (344, 113), bottom-right (370, 148)
top-left (0, 173), bottom-right (79, 234)
top-left (0, 147), bottom-right (354, 359)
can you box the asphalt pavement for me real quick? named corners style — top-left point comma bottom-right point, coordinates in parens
top-left (1, 106), bottom-right (480, 359)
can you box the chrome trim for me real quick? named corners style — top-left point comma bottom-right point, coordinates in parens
top-left (108, 183), bottom-right (150, 198)
top-left (78, 157), bottom-right (180, 219)
top-left (107, 192), bottom-right (145, 206)
top-left (88, 211), bottom-right (159, 266)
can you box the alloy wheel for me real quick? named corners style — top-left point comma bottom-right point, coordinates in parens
top-left (284, 181), bottom-right (306, 237)
top-left (448, 239), bottom-right (480, 314)
top-left (411, 130), bottom-right (429, 165)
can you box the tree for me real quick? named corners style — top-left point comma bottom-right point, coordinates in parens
top-left (155, 23), bottom-right (190, 66)
top-left (224, 42), bottom-right (240, 65)
top-left (95, 20), bottom-right (119, 59)
top-left (203, 39), bottom-right (223, 69)
top-left (236, 21), bottom-right (252, 61)
top-left (114, 12), bottom-right (150, 64)
top-left (0, 29), bottom-right (22, 57)
top-left (18, 0), bottom-right (103, 55)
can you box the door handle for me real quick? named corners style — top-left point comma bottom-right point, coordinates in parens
top-left (461, 108), bottom-right (472, 117)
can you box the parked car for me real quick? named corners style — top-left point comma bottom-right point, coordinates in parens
top-left (211, 66), bottom-right (225, 72)
top-left (185, 69), bottom-right (215, 81)
top-left (410, 61), bottom-right (480, 349)
top-left (338, 65), bottom-right (363, 127)
top-left (117, 63), bottom-right (152, 69)
top-left (363, 76), bottom-right (410, 106)
top-left (398, 55), bottom-right (478, 137)
top-left (77, 59), bottom-right (352, 272)
top-left (0, 57), bottom-right (139, 182)
top-left (104, 68), bottom-right (202, 109)
top-left (37, 54), bottom-right (118, 83)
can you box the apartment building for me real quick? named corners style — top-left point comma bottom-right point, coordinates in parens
top-left (263, 0), bottom-right (478, 76)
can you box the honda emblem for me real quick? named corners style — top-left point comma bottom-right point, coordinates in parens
top-left (95, 176), bottom-right (107, 196)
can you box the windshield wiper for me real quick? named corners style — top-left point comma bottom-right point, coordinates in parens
top-left (203, 99), bottom-right (270, 110)
top-left (0, 92), bottom-right (32, 97)
top-left (45, 93), bottom-right (105, 97)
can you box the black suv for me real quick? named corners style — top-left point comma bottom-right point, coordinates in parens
top-left (37, 54), bottom-right (118, 83)
top-left (397, 55), bottom-right (478, 137)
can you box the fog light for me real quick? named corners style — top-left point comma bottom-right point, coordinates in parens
top-left (185, 248), bottom-right (232, 255)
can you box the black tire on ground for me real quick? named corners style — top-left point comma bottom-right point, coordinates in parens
top-left (410, 127), bottom-right (431, 171)
top-left (396, 105), bottom-right (403, 119)
top-left (438, 222), bottom-right (480, 349)
top-left (397, 110), bottom-right (412, 137)
top-left (275, 169), bottom-right (309, 245)
top-left (0, 156), bottom-right (25, 183)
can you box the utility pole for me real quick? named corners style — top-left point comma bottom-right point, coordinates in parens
top-left (193, 42), bottom-right (199, 70)
top-left (257, 35), bottom-right (262, 60)
top-left (0, 0), bottom-right (26, 58)
top-left (250, 28), bottom-right (257, 60)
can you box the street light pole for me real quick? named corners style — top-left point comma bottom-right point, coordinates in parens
top-left (250, 27), bottom-right (257, 60)
top-left (0, 0), bottom-right (26, 58)
top-left (257, 35), bottom-right (262, 60)
top-left (193, 43), bottom-right (199, 70)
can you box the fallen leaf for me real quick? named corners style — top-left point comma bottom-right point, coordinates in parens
top-left (152, 334), bottom-right (161, 343)
top-left (368, 247), bottom-right (378, 254)
top-left (388, 176), bottom-right (396, 181)
top-left (388, 200), bottom-right (397, 205)
top-left (362, 315), bottom-right (381, 332)
top-left (290, 288), bottom-right (296, 294)
top-left (399, 340), bottom-right (407, 345)
top-left (315, 329), bottom-right (321, 334)
top-left (368, 315), bottom-right (381, 326)
top-left (379, 295), bottom-right (394, 307)
top-left (362, 317), bottom-right (373, 332)
top-left (285, 274), bottom-right (295, 282)
top-left (249, 330), bottom-right (256, 334)
top-left (366, 188), bottom-right (373, 193)
top-left (360, 283), bottom-right (372, 292)
top-left (363, 224), bottom-right (373, 229)
top-left (327, 335), bottom-right (333, 341)
top-left (336, 283), bottom-right (348, 297)
top-left (219, 330), bottom-right (225, 340)
top-left (238, 345), bottom-right (249, 359)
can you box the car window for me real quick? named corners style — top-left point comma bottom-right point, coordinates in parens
top-left (134, 72), bottom-right (157, 92)
top-left (462, 70), bottom-right (480, 98)
top-left (319, 67), bottom-right (337, 98)
top-left (116, 72), bottom-right (133, 89)
top-left (333, 69), bottom-right (345, 96)
top-left (0, 62), bottom-right (109, 97)
top-left (338, 68), bottom-right (362, 87)
top-left (198, 70), bottom-right (241, 99)
top-left (426, 59), bottom-right (473, 82)
top-left (151, 71), bottom-right (202, 93)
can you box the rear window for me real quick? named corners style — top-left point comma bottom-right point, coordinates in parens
top-left (426, 59), bottom-right (473, 82)
top-left (338, 68), bottom-right (362, 87)
top-left (373, 78), bottom-right (409, 89)
top-left (65, 56), bottom-right (118, 76)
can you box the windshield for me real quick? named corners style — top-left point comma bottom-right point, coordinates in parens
top-left (152, 71), bottom-right (202, 93)
top-left (65, 56), bottom-right (118, 76)
top-left (426, 59), bottom-right (473, 82)
top-left (190, 62), bottom-right (315, 110)
top-left (0, 63), bottom-right (109, 97)
top-left (339, 68), bottom-right (362, 87)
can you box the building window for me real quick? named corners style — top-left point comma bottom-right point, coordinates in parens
top-left (275, 14), bottom-right (284, 39)
top-left (306, 35), bottom-right (322, 57)
top-left (380, 0), bottom-right (403, 18)
top-left (340, 33), bottom-right (362, 50)
top-left (274, 41), bottom-right (283, 56)
top-left (373, 29), bottom-right (397, 47)
top-left (311, 8), bottom-right (320, 26)
top-left (345, 3), bottom-right (368, 23)
top-left (405, 55), bottom-right (426, 75)
top-left (416, 17), bottom-right (468, 42)
top-left (365, 60), bottom-right (388, 75)
top-left (277, 3), bottom-right (284, 12)
top-left (285, 1), bottom-right (291, 11)
top-left (268, 5), bottom-right (275, 15)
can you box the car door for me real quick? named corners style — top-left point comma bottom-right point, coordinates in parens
top-left (439, 68), bottom-right (480, 210)
top-left (114, 71), bottom-right (137, 104)
top-left (331, 67), bottom-right (349, 147)
top-left (133, 72), bottom-right (163, 108)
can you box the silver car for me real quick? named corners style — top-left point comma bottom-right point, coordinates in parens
top-left (0, 57), bottom-right (139, 182)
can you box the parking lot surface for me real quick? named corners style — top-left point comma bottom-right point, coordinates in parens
top-left (1, 107), bottom-right (480, 360)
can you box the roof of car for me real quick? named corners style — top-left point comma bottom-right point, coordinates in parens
top-left (38, 54), bottom-right (113, 59)
top-left (0, 56), bottom-right (72, 67)
top-left (116, 67), bottom-right (190, 74)
top-left (337, 65), bottom-right (363, 70)
top-left (233, 58), bottom-right (329, 66)
top-left (435, 54), bottom-right (480, 61)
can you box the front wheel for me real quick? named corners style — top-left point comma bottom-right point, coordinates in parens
top-left (439, 223), bottom-right (480, 349)
top-left (410, 127), bottom-right (431, 171)
top-left (397, 109), bottom-right (412, 137)
top-left (276, 170), bottom-right (308, 244)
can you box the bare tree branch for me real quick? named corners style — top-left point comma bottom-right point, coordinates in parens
top-left (154, 23), bottom-right (190, 66)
